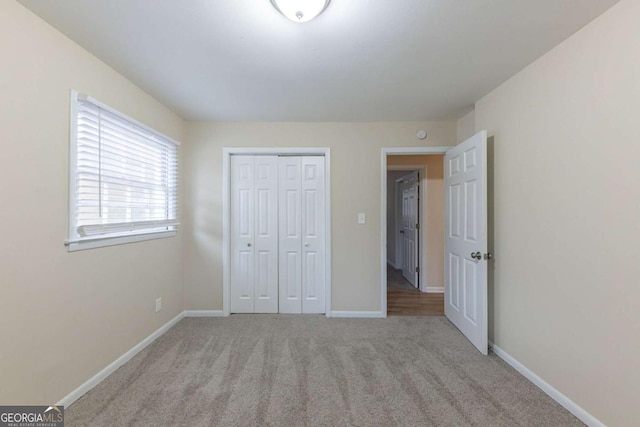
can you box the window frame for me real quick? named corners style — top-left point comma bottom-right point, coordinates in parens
top-left (66, 90), bottom-right (179, 252)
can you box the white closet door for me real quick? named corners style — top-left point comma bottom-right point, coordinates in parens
top-left (301, 156), bottom-right (325, 314)
top-left (230, 155), bottom-right (255, 313)
top-left (232, 154), bottom-right (326, 315)
top-left (253, 156), bottom-right (279, 313)
top-left (279, 157), bottom-right (303, 313)
top-left (231, 155), bottom-right (278, 313)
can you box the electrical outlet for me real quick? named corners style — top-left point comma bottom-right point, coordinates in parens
top-left (358, 213), bottom-right (366, 224)
top-left (155, 297), bottom-right (162, 313)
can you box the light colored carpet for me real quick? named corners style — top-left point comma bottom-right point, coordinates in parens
top-left (66, 316), bottom-right (582, 426)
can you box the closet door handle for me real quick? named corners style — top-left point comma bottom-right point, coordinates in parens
top-left (304, 243), bottom-right (309, 247)
top-left (247, 243), bottom-right (251, 247)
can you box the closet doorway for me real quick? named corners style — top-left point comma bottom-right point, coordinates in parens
top-left (222, 148), bottom-right (332, 316)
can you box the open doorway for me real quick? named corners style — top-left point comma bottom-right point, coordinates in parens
top-left (385, 154), bottom-right (445, 316)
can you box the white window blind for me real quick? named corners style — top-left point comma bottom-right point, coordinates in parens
top-left (70, 93), bottom-right (179, 244)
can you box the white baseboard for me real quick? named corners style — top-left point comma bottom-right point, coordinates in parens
top-left (490, 342), bottom-right (605, 427)
top-left (425, 287), bottom-right (444, 293)
top-left (57, 312), bottom-right (184, 407)
top-left (184, 310), bottom-right (226, 317)
top-left (330, 311), bottom-right (386, 318)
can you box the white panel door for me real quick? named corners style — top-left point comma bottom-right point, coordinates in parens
top-left (253, 156), bottom-right (279, 313)
top-left (230, 155), bottom-right (256, 313)
top-left (301, 156), bottom-right (326, 314)
top-left (232, 154), bottom-right (326, 315)
top-left (401, 172), bottom-right (419, 287)
top-left (230, 155), bottom-right (278, 313)
top-left (279, 156), bottom-right (303, 314)
top-left (444, 131), bottom-right (488, 354)
top-left (278, 156), bottom-right (326, 314)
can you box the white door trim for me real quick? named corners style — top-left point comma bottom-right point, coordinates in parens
top-left (223, 147), bottom-right (332, 317)
top-left (381, 147), bottom-right (451, 316)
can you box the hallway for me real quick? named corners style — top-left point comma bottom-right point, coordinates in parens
top-left (387, 266), bottom-right (444, 316)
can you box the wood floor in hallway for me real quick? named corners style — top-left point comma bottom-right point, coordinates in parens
top-left (387, 266), bottom-right (444, 316)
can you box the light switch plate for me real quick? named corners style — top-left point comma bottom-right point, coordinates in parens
top-left (358, 213), bottom-right (366, 224)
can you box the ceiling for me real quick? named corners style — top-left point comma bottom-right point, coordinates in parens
top-left (19, 0), bottom-right (618, 121)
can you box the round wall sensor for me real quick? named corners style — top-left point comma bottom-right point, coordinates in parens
top-left (416, 130), bottom-right (427, 140)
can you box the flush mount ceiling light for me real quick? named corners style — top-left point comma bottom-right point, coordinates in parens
top-left (270, 0), bottom-right (331, 23)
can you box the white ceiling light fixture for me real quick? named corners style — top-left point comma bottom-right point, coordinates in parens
top-left (270, 0), bottom-right (331, 23)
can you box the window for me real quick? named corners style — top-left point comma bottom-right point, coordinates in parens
top-left (67, 91), bottom-right (179, 251)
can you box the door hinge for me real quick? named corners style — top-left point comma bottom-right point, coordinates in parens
top-left (415, 223), bottom-right (419, 229)
top-left (415, 266), bottom-right (420, 273)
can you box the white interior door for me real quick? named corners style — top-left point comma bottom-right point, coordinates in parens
top-left (394, 178), bottom-right (404, 270)
top-left (279, 156), bottom-right (326, 314)
top-left (230, 155), bottom-right (256, 313)
top-left (301, 157), bottom-right (326, 314)
top-left (253, 156), bottom-right (279, 313)
top-left (444, 131), bottom-right (488, 354)
top-left (230, 155), bottom-right (278, 313)
top-left (231, 154), bottom-right (326, 315)
top-left (401, 172), bottom-right (419, 287)
top-left (279, 157), bottom-right (303, 314)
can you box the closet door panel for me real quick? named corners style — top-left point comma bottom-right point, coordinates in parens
top-left (253, 156), bottom-right (279, 313)
top-left (230, 155), bottom-right (255, 313)
top-left (232, 154), bottom-right (326, 315)
top-left (278, 157), bottom-right (303, 314)
top-left (301, 157), bottom-right (326, 314)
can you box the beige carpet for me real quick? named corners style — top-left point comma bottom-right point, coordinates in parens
top-left (66, 316), bottom-right (582, 426)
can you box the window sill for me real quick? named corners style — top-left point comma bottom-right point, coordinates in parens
top-left (66, 230), bottom-right (176, 252)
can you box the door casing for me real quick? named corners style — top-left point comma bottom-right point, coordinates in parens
top-left (223, 147), bottom-right (332, 316)
top-left (381, 147), bottom-right (451, 317)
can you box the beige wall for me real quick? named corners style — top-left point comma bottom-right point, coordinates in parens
top-left (456, 109), bottom-right (475, 143)
top-left (184, 122), bottom-right (456, 312)
top-left (387, 156), bottom-right (444, 290)
top-left (0, 1), bottom-right (185, 404)
top-left (475, 0), bottom-right (639, 424)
